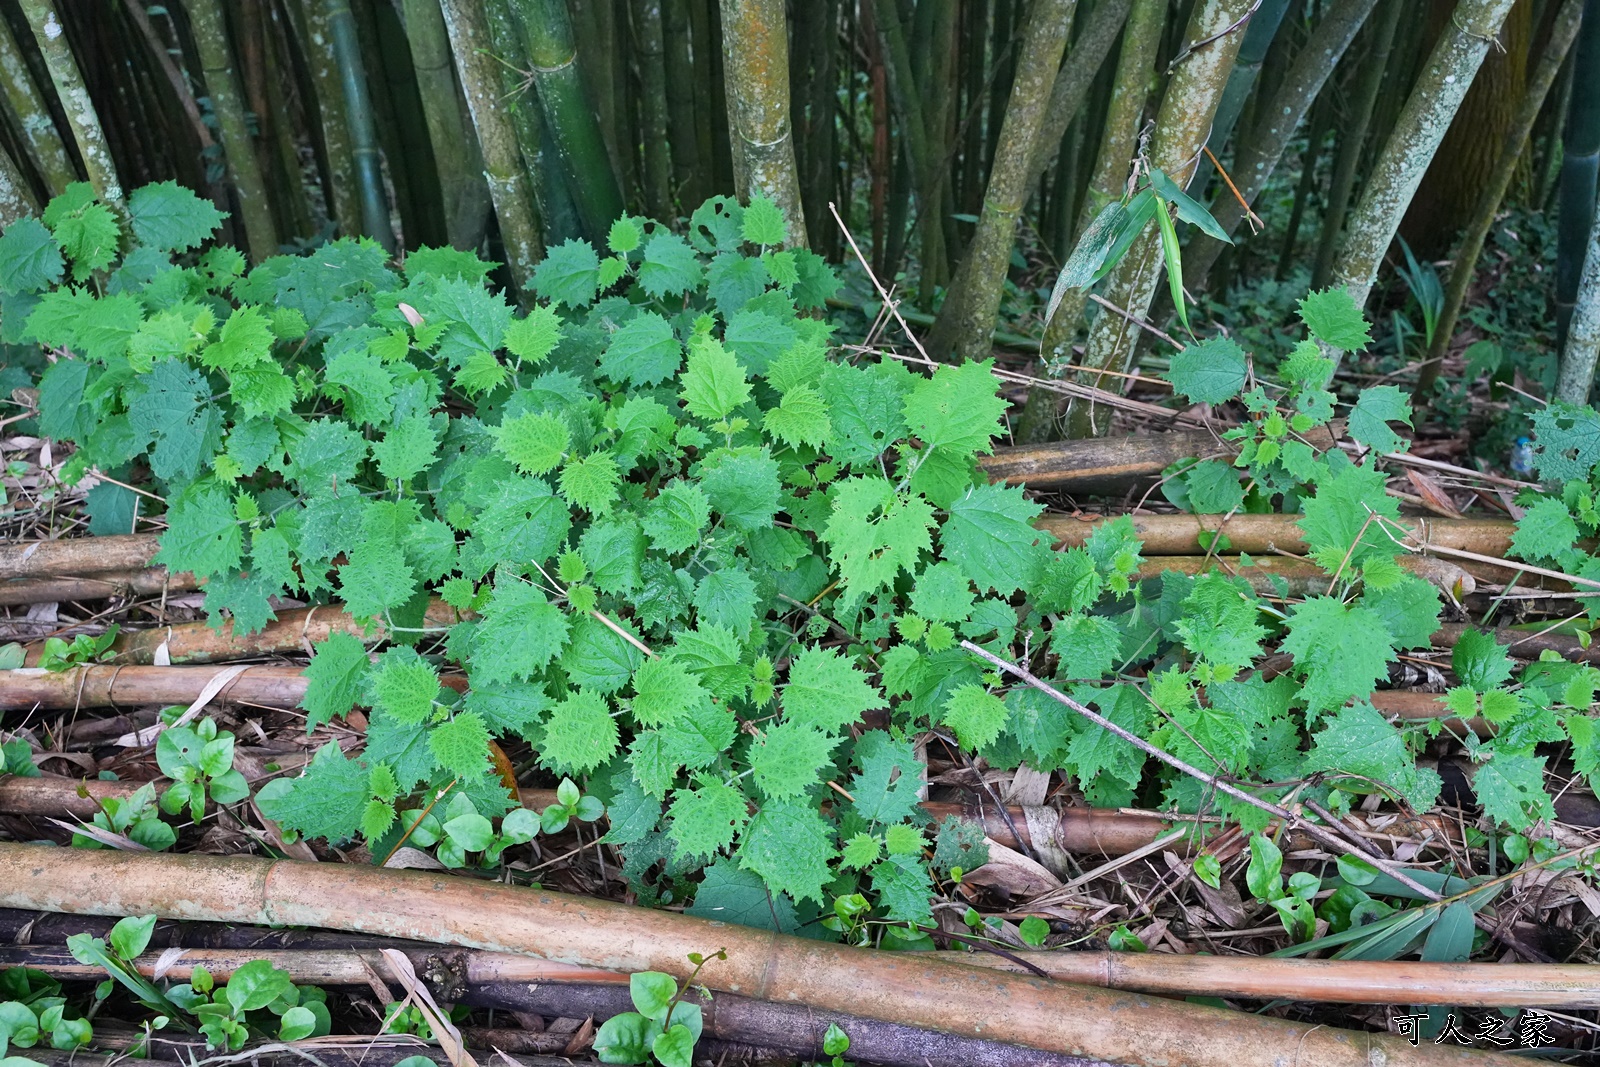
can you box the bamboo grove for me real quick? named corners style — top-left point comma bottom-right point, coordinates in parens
top-left (0, 0), bottom-right (1597, 433)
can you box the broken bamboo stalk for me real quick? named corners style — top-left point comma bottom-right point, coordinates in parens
top-left (0, 534), bottom-right (163, 581)
top-left (2, 934), bottom-right (1591, 1009)
top-left (0, 569), bottom-right (194, 607)
top-left (1040, 513), bottom-right (1517, 557)
top-left (0, 846), bottom-right (1527, 1067)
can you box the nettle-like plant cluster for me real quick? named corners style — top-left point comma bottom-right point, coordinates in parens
top-left (1, 181), bottom-right (1596, 937)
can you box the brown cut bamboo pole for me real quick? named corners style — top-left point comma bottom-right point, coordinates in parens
top-left (0, 534), bottom-right (163, 580)
top-left (0, 776), bottom-right (154, 820)
top-left (1041, 513), bottom-right (1517, 556)
top-left (15, 1046), bottom-right (523, 1067)
top-left (0, 944), bottom-right (1105, 1067)
top-left (0, 846), bottom-right (1528, 1067)
top-left (0, 664), bottom-right (312, 711)
top-left (0, 569), bottom-right (195, 606)
top-left (8, 937), bottom-right (1592, 1009)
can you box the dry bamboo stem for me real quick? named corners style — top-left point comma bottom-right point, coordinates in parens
top-left (0, 570), bottom-right (193, 607)
top-left (5, 935), bottom-right (1591, 1009)
top-left (1041, 513), bottom-right (1517, 556)
top-left (0, 846), bottom-right (1526, 1067)
top-left (0, 535), bottom-right (163, 580)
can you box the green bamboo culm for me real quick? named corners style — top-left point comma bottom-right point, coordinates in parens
top-left (16, 0), bottom-right (121, 206)
top-left (511, 0), bottom-right (624, 243)
top-left (402, 0), bottom-right (490, 250)
top-left (1023, 0), bottom-right (1137, 200)
top-left (1558, 211), bottom-right (1600, 404)
top-left (633, 0), bottom-right (674, 219)
top-left (925, 0), bottom-right (1078, 363)
top-left (294, 0), bottom-right (359, 232)
top-left (0, 15), bottom-right (76, 197)
top-left (718, 0), bottom-right (808, 247)
top-left (1184, 0), bottom-right (1292, 199)
top-left (1418, 0), bottom-right (1586, 402)
top-left (1181, 0), bottom-right (1379, 294)
top-left (324, 0), bottom-right (395, 251)
top-left (1063, 0), bottom-right (1256, 439)
top-left (1312, 0), bottom-right (1405, 291)
top-left (1323, 0), bottom-right (1518, 343)
top-left (184, 0), bottom-right (279, 262)
top-left (0, 144), bottom-right (37, 225)
top-left (1556, 0), bottom-right (1600, 347)
top-left (1015, 0), bottom-right (1165, 444)
top-left (436, 0), bottom-right (542, 293)
top-left (661, 0), bottom-right (702, 206)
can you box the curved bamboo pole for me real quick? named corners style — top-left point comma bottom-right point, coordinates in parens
top-left (16, 0), bottom-right (121, 205)
top-left (323, 0), bottom-right (395, 250)
top-left (511, 0), bottom-right (623, 243)
top-left (401, 0), bottom-right (489, 250)
top-left (1420, 0), bottom-right (1585, 401)
top-left (0, 845), bottom-right (1529, 1067)
top-left (437, 0), bottom-right (542, 293)
top-left (1014, 0), bottom-right (1165, 442)
top-left (1064, 0), bottom-right (1255, 438)
top-left (184, 0), bottom-right (278, 262)
top-left (925, 0), bottom-right (1076, 362)
top-left (1323, 0), bottom-right (1518, 336)
top-left (717, 0), bottom-right (807, 246)
top-left (0, 15), bottom-right (75, 196)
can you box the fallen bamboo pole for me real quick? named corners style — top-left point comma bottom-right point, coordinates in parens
top-left (0, 845), bottom-right (1527, 1067)
top-left (1040, 513), bottom-right (1517, 557)
top-left (0, 569), bottom-right (193, 607)
top-left (0, 944), bottom-right (1104, 1067)
top-left (0, 534), bottom-right (163, 581)
top-left (3, 934), bottom-right (1592, 1009)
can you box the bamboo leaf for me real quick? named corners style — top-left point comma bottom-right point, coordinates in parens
top-left (1155, 196), bottom-right (1191, 336)
top-left (1148, 168), bottom-right (1233, 244)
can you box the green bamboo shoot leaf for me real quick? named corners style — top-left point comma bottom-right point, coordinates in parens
top-left (1147, 168), bottom-right (1232, 243)
top-left (1091, 188), bottom-right (1159, 285)
top-left (1154, 196), bottom-right (1191, 335)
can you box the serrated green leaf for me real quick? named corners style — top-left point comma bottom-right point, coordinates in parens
top-left (541, 690), bottom-right (619, 775)
top-left (470, 577), bottom-right (571, 686)
top-left (940, 482), bottom-right (1048, 595)
top-left (300, 631), bottom-right (369, 731)
top-left (1298, 288), bottom-right (1372, 352)
top-left (532, 238), bottom-right (600, 307)
top-left (1168, 336), bottom-right (1247, 404)
top-left (1282, 598), bottom-right (1395, 715)
top-left (1347, 386), bottom-right (1412, 455)
top-left (667, 780), bottom-right (749, 861)
top-left (741, 193), bottom-right (786, 246)
top-left (255, 742), bottom-right (367, 842)
top-left (941, 684), bottom-right (1007, 749)
top-left (680, 332), bottom-right (752, 422)
top-left (631, 656), bottom-right (707, 728)
top-left (599, 310), bottom-right (682, 387)
top-left (739, 797), bottom-right (835, 904)
top-left (641, 480), bottom-right (710, 554)
top-left (128, 181), bottom-right (225, 252)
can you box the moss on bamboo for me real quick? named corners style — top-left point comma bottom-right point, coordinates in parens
top-left (17, 0), bottom-right (121, 206)
top-left (717, 0), bottom-right (808, 247)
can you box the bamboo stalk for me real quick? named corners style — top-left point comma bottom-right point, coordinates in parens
top-left (1040, 513), bottom-right (1517, 556)
top-left (1323, 0), bottom-right (1518, 330)
top-left (1014, 0), bottom-right (1168, 442)
top-left (924, 0), bottom-right (1077, 362)
top-left (0, 143), bottom-right (36, 223)
top-left (0, 14), bottom-right (75, 196)
top-left (1064, 0), bottom-right (1255, 438)
top-left (0, 569), bottom-right (193, 607)
top-left (1557, 202), bottom-right (1600, 404)
top-left (660, 0), bottom-right (700, 206)
top-left (323, 0), bottom-right (395, 250)
top-left (0, 944), bottom-right (1106, 1067)
top-left (632, 0), bottom-right (672, 219)
top-left (1022, 0), bottom-right (1136, 198)
top-left (1180, 0), bottom-right (1379, 293)
top-left (437, 0), bottom-right (543, 292)
top-left (511, 0), bottom-right (623, 242)
top-left (16, 0), bottom-right (122, 205)
top-left (1312, 0), bottom-right (1405, 291)
top-left (295, 0), bottom-right (360, 231)
top-left (0, 846), bottom-right (1528, 1067)
top-left (1555, 0), bottom-right (1600, 347)
top-left (0, 534), bottom-right (164, 580)
top-left (717, 0), bottom-right (807, 246)
top-left (184, 0), bottom-right (279, 261)
top-left (401, 0), bottom-right (489, 251)
top-left (1186, 0), bottom-right (1294, 198)
top-left (1421, 0), bottom-right (1585, 401)
top-left (5, 934), bottom-right (1592, 1009)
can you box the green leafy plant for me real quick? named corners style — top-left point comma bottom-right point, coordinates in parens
top-left (73, 781), bottom-right (176, 851)
top-left (155, 716), bottom-right (249, 824)
top-left (593, 954), bottom-right (720, 1067)
top-left (34, 626), bottom-right (119, 673)
top-left (0, 968), bottom-right (90, 1059)
top-left (540, 776), bottom-right (604, 834)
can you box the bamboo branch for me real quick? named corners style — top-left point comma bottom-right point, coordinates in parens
top-left (0, 846), bottom-right (1530, 1067)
